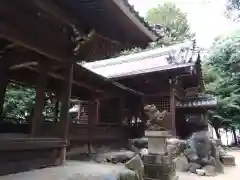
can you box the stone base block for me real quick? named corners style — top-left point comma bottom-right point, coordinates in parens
top-left (144, 163), bottom-right (176, 180)
top-left (221, 155), bottom-right (235, 166)
top-left (143, 154), bottom-right (172, 165)
top-left (144, 175), bottom-right (179, 180)
top-left (145, 131), bottom-right (170, 155)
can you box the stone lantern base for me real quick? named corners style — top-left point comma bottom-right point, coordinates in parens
top-left (143, 131), bottom-right (178, 180)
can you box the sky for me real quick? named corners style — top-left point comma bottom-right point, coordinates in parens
top-left (129, 0), bottom-right (239, 48)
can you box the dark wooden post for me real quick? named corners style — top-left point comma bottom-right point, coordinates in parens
top-left (59, 64), bottom-right (73, 138)
top-left (0, 67), bottom-right (8, 119)
top-left (54, 100), bottom-right (59, 123)
top-left (77, 100), bottom-right (81, 122)
top-left (0, 56), bottom-right (10, 119)
top-left (87, 96), bottom-right (100, 155)
top-left (119, 98), bottom-right (125, 146)
top-left (31, 62), bottom-right (48, 136)
top-left (58, 64), bottom-right (73, 163)
top-left (87, 100), bottom-right (95, 155)
top-left (170, 80), bottom-right (176, 136)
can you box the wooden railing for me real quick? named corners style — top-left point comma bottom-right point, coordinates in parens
top-left (41, 122), bottom-right (123, 142)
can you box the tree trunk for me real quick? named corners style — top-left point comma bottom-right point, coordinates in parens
top-left (225, 128), bottom-right (229, 146)
top-left (232, 127), bottom-right (238, 145)
top-left (213, 125), bottom-right (221, 139)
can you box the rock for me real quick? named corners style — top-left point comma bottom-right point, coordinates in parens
top-left (189, 131), bottom-right (212, 158)
top-left (139, 148), bottom-right (148, 157)
top-left (215, 158), bottom-right (224, 173)
top-left (125, 155), bottom-right (143, 170)
top-left (125, 155), bottom-right (144, 179)
top-left (184, 148), bottom-right (198, 162)
top-left (132, 138), bottom-right (148, 149)
top-left (213, 139), bottom-right (222, 146)
top-left (167, 139), bottom-right (186, 158)
top-left (96, 151), bottom-right (136, 164)
top-left (196, 169), bottom-right (206, 176)
top-left (201, 156), bottom-right (216, 166)
top-left (187, 163), bottom-right (201, 173)
top-left (173, 154), bottom-right (189, 172)
top-left (202, 165), bottom-right (216, 176)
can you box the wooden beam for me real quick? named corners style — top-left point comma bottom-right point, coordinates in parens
top-left (24, 66), bottom-right (95, 91)
top-left (9, 62), bottom-right (38, 70)
top-left (31, 62), bottom-right (49, 136)
top-left (0, 1), bottom-right (74, 62)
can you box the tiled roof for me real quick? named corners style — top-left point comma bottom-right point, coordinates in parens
top-left (83, 41), bottom-right (198, 78)
top-left (176, 95), bottom-right (217, 108)
top-left (121, 0), bottom-right (160, 37)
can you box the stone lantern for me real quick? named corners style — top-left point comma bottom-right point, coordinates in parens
top-left (143, 105), bottom-right (178, 180)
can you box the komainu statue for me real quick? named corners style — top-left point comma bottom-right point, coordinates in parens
top-left (144, 104), bottom-right (167, 131)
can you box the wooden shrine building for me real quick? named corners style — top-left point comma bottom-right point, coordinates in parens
top-left (84, 41), bottom-right (217, 138)
top-left (0, 0), bottom-right (158, 175)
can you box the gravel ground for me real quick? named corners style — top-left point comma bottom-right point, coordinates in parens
top-left (177, 150), bottom-right (240, 180)
top-left (0, 161), bottom-right (134, 180)
top-left (1, 150), bottom-right (239, 180)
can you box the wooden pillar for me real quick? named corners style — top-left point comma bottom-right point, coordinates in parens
top-left (119, 98), bottom-right (125, 146)
top-left (87, 100), bottom-right (95, 155)
top-left (58, 64), bottom-right (73, 163)
top-left (31, 62), bottom-right (48, 136)
top-left (0, 68), bottom-right (8, 119)
top-left (59, 64), bottom-right (73, 139)
top-left (77, 100), bottom-right (81, 122)
top-left (170, 81), bottom-right (176, 136)
top-left (87, 96), bottom-right (100, 155)
top-left (54, 100), bottom-right (59, 123)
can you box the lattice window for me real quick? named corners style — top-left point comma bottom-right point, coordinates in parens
top-left (145, 97), bottom-right (170, 112)
top-left (155, 98), bottom-right (170, 112)
top-left (78, 102), bottom-right (89, 124)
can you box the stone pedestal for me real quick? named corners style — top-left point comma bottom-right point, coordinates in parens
top-left (143, 131), bottom-right (178, 180)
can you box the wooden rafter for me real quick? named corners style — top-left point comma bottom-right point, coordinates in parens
top-left (33, 0), bottom-right (76, 27)
top-left (0, 1), bottom-right (74, 62)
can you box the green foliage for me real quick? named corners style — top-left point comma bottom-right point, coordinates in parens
top-left (146, 2), bottom-right (194, 47)
top-left (229, 0), bottom-right (240, 10)
top-left (119, 2), bottom-right (194, 56)
top-left (2, 83), bottom-right (35, 122)
top-left (204, 30), bottom-right (240, 129)
top-left (1, 83), bottom-right (57, 123)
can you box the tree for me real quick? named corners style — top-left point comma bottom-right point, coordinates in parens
top-left (229, 0), bottom-right (240, 9)
top-left (119, 3), bottom-right (194, 56)
top-left (2, 83), bottom-right (35, 123)
top-left (1, 83), bottom-right (57, 123)
top-left (203, 30), bottom-right (240, 142)
top-left (146, 3), bottom-right (194, 47)
top-left (225, 0), bottom-right (240, 22)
